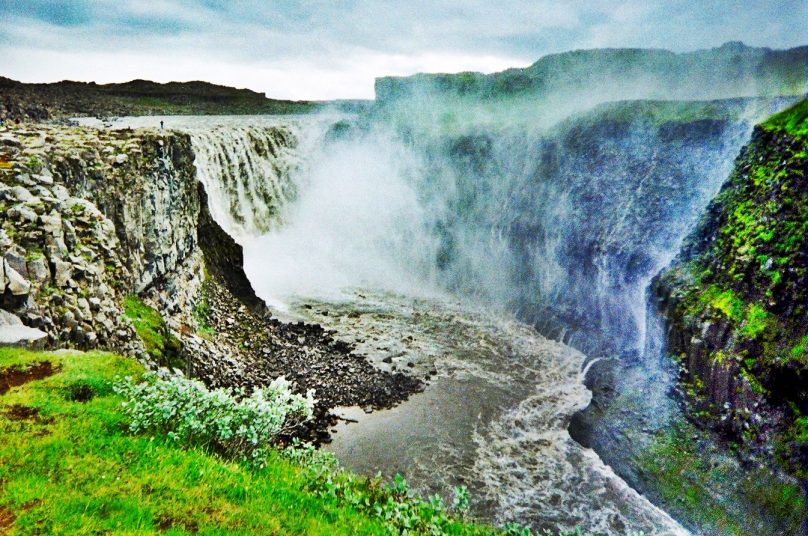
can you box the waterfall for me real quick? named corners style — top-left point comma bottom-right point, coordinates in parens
top-left (174, 97), bottom-right (796, 534)
top-left (189, 125), bottom-right (304, 238)
top-left (404, 108), bottom-right (756, 357)
top-left (183, 99), bottom-right (793, 357)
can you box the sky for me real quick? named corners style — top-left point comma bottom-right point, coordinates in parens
top-left (1, 1), bottom-right (806, 100)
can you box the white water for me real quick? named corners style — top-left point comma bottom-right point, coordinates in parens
top-left (190, 126), bottom-right (301, 236)
top-left (180, 115), bottom-right (692, 534)
top-left (241, 129), bottom-right (445, 307)
top-left (291, 291), bottom-right (688, 535)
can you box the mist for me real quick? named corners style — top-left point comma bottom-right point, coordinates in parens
top-left (241, 126), bottom-right (445, 308)
top-left (188, 90), bottom-right (796, 359)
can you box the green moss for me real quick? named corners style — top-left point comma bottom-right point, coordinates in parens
top-left (698, 285), bottom-right (744, 321)
top-left (661, 104), bottom-right (808, 484)
top-left (23, 247), bottom-right (45, 262)
top-left (789, 335), bottom-right (808, 365)
top-left (123, 295), bottom-right (183, 369)
top-left (739, 304), bottom-right (770, 340)
top-left (762, 99), bottom-right (808, 139)
top-left (637, 423), bottom-right (805, 535)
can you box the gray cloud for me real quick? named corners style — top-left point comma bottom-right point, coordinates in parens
top-left (1, 1), bottom-right (805, 99)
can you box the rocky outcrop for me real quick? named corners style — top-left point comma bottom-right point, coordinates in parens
top-left (654, 100), bottom-right (808, 477)
top-left (0, 121), bottom-right (422, 439)
top-left (0, 124), bottom-right (207, 355)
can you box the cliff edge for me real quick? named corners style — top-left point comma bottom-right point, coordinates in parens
top-left (655, 99), bottom-right (807, 479)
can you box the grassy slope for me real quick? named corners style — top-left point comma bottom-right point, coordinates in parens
top-left (123, 296), bottom-right (183, 370)
top-left (0, 348), bottom-right (399, 535)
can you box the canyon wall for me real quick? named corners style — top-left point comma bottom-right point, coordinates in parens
top-left (654, 100), bottom-right (807, 478)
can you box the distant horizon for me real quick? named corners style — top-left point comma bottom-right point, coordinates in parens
top-left (2, 1), bottom-right (805, 100)
top-left (4, 41), bottom-right (806, 104)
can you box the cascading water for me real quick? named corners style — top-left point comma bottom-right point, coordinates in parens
top-left (184, 96), bottom-right (795, 534)
top-left (190, 126), bottom-right (302, 237)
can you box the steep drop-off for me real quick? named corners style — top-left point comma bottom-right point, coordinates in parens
top-left (0, 125), bottom-right (203, 354)
top-left (385, 98), bottom-right (791, 357)
top-left (655, 100), bottom-right (807, 479)
top-left (0, 122), bottom-right (421, 440)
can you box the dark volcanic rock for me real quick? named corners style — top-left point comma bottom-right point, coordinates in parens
top-left (183, 276), bottom-right (423, 441)
top-left (0, 76), bottom-right (319, 122)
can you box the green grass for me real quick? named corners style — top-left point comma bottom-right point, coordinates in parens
top-left (0, 349), bottom-right (397, 534)
top-left (762, 98), bottom-right (808, 139)
top-left (123, 296), bottom-right (183, 369)
top-left (0, 348), bottom-right (562, 535)
top-left (191, 286), bottom-right (216, 339)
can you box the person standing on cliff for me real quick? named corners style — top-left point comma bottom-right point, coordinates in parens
top-left (160, 120), bottom-right (164, 129)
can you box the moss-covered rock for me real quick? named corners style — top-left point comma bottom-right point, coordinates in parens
top-left (655, 99), bottom-right (808, 478)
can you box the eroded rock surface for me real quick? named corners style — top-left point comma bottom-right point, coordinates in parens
top-left (0, 122), bottom-right (421, 437)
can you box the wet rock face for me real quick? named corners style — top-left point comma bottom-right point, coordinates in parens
top-left (416, 110), bottom-right (751, 356)
top-left (654, 114), bottom-right (808, 477)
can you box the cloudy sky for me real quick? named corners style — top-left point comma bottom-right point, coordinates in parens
top-left (1, 1), bottom-right (805, 100)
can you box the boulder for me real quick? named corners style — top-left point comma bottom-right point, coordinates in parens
top-left (8, 205), bottom-right (37, 223)
top-left (34, 168), bottom-right (54, 185)
top-left (51, 184), bottom-right (70, 201)
top-left (4, 250), bottom-right (28, 278)
top-left (9, 185), bottom-right (34, 203)
top-left (77, 297), bottom-right (92, 320)
top-left (53, 259), bottom-right (72, 287)
top-left (0, 309), bottom-right (47, 348)
top-left (40, 212), bottom-right (62, 234)
top-left (26, 257), bottom-right (50, 283)
top-left (4, 260), bottom-right (31, 295)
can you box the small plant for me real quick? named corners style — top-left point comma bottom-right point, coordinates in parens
top-left (25, 155), bottom-right (41, 170)
top-left (287, 448), bottom-right (486, 535)
top-left (192, 294), bottom-right (215, 337)
top-left (114, 373), bottom-right (315, 465)
top-left (123, 295), bottom-right (183, 368)
top-left (502, 522), bottom-right (532, 536)
top-left (453, 484), bottom-right (470, 514)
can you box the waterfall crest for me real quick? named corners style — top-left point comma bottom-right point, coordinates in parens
top-left (189, 126), bottom-right (304, 238)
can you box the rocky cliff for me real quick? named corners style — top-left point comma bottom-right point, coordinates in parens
top-left (0, 122), bottom-right (421, 440)
top-left (654, 99), bottom-right (807, 478)
top-left (376, 42), bottom-right (807, 105)
top-left (0, 124), bottom-right (205, 353)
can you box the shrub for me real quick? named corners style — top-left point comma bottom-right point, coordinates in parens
top-left (113, 373), bottom-right (316, 465)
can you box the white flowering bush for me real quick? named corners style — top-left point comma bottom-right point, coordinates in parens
top-left (113, 373), bottom-right (316, 464)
